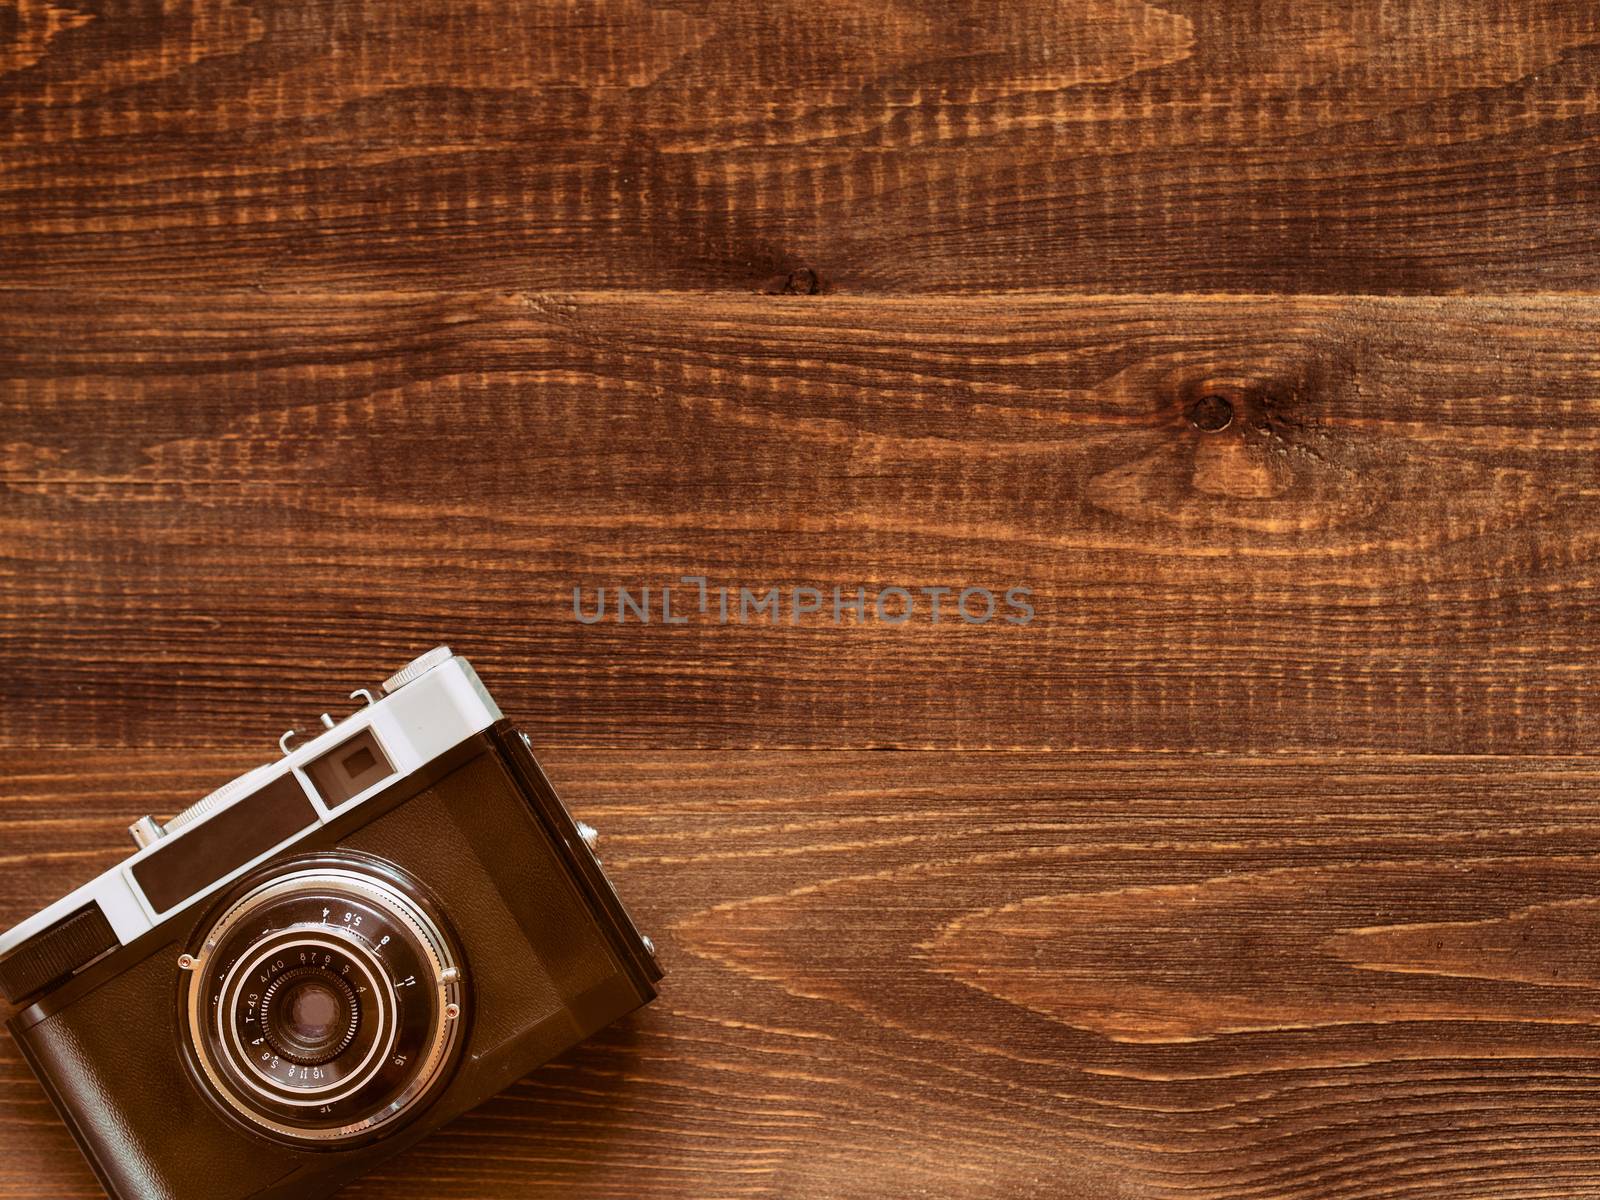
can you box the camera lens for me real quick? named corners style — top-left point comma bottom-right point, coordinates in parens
top-left (261, 968), bottom-right (359, 1065)
top-left (181, 858), bottom-right (466, 1145)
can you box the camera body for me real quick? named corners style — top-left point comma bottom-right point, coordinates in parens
top-left (0, 649), bottom-right (661, 1200)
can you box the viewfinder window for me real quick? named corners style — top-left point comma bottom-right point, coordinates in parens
top-left (305, 729), bottom-right (394, 807)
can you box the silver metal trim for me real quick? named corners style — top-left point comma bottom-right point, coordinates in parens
top-left (128, 816), bottom-right (164, 850)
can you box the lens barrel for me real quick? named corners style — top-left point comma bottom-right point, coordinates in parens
top-left (260, 967), bottom-right (359, 1064)
top-left (181, 857), bottom-right (466, 1144)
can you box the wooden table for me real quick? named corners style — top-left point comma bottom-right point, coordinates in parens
top-left (6, 2), bottom-right (1600, 1196)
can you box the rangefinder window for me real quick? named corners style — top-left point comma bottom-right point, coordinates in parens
top-left (131, 774), bottom-right (317, 914)
top-left (305, 729), bottom-right (393, 806)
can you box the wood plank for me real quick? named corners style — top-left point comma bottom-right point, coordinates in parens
top-left (6, 749), bottom-right (1600, 1198)
top-left (5, 291), bottom-right (1600, 753)
top-left (3, 0), bottom-right (1600, 294)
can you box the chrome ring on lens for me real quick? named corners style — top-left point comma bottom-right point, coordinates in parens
top-left (220, 931), bottom-right (394, 1103)
top-left (181, 862), bottom-right (466, 1145)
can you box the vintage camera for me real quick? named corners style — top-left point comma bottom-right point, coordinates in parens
top-left (0, 648), bottom-right (661, 1200)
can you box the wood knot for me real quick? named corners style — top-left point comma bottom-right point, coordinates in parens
top-left (762, 267), bottom-right (823, 295)
top-left (1186, 394), bottom-right (1234, 432)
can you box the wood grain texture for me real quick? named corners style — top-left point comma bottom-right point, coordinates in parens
top-left (8, 0), bottom-right (1600, 1193)
top-left (6, 291), bottom-right (1600, 753)
top-left (4, 0), bottom-right (1600, 293)
top-left (9, 750), bottom-right (1600, 1199)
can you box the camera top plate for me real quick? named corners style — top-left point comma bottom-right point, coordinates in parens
top-left (0, 648), bottom-right (501, 1004)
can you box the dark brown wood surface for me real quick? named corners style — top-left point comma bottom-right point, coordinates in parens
top-left (6, 0), bottom-right (1600, 293)
top-left (10, 292), bottom-right (1600, 756)
top-left (6, 0), bottom-right (1600, 1196)
top-left (10, 751), bottom-right (1600, 1200)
